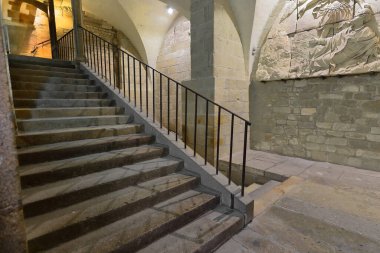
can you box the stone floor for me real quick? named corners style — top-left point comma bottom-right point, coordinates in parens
top-left (217, 150), bottom-right (380, 253)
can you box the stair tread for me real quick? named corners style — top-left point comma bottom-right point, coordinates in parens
top-left (17, 123), bottom-right (141, 136)
top-left (10, 63), bottom-right (79, 73)
top-left (23, 158), bottom-right (184, 210)
top-left (137, 206), bottom-right (243, 253)
top-left (248, 180), bottom-right (282, 200)
top-left (25, 173), bottom-right (198, 241)
top-left (42, 190), bottom-right (216, 253)
top-left (10, 68), bottom-right (86, 77)
top-left (17, 114), bottom-right (129, 123)
top-left (18, 145), bottom-right (166, 177)
top-left (18, 133), bottom-right (152, 155)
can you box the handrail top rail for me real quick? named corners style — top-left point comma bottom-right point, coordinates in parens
top-left (79, 26), bottom-right (251, 125)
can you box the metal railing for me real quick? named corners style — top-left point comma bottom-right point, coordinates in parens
top-left (56, 29), bottom-right (75, 61)
top-left (57, 27), bottom-right (252, 196)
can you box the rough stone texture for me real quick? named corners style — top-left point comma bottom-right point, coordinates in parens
top-left (251, 74), bottom-right (380, 172)
top-left (0, 22), bottom-right (27, 252)
top-left (183, 0), bottom-right (249, 164)
top-left (156, 16), bottom-right (191, 134)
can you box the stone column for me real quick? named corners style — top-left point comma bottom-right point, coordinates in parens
top-left (0, 15), bottom-right (28, 253)
top-left (183, 0), bottom-right (249, 166)
top-left (48, 0), bottom-right (58, 59)
top-left (71, 0), bottom-right (85, 61)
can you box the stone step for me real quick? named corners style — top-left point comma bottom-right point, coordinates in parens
top-left (9, 57), bottom-right (75, 69)
top-left (245, 183), bottom-right (262, 194)
top-left (138, 206), bottom-right (243, 253)
top-left (41, 190), bottom-right (218, 253)
top-left (15, 107), bottom-right (124, 120)
top-left (9, 62), bottom-right (80, 73)
top-left (17, 114), bottom-right (130, 132)
top-left (10, 68), bottom-right (88, 79)
top-left (11, 74), bottom-right (92, 85)
top-left (18, 134), bottom-right (153, 166)
top-left (17, 124), bottom-right (142, 148)
top-left (12, 82), bottom-right (99, 92)
top-left (248, 180), bottom-right (281, 200)
top-left (19, 145), bottom-right (168, 186)
top-left (22, 161), bottom-right (188, 219)
top-left (12, 90), bottom-right (107, 99)
top-left (13, 98), bottom-right (114, 108)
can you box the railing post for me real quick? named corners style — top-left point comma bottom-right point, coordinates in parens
top-left (71, 0), bottom-right (85, 62)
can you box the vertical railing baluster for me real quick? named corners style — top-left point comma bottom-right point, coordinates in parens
top-left (139, 62), bottom-right (142, 111)
top-left (112, 46), bottom-right (116, 89)
top-left (184, 88), bottom-right (188, 148)
top-left (96, 35), bottom-right (99, 74)
top-left (122, 52), bottom-right (125, 97)
top-left (175, 82), bottom-right (179, 141)
top-left (91, 34), bottom-right (95, 68)
top-left (194, 94), bottom-right (198, 156)
top-left (152, 70), bottom-right (155, 123)
top-left (146, 65), bottom-right (149, 117)
top-left (167, 78), bottom-right (170, 135)
top-left (216, 107), bottom-right (221, 174)
top-left (241, 122), bottom-right (249, 196)
top-left (133, 58), bottom-right (136, 107)
top-left (228, 115), bottom-right (235, 185)
top-left (160, 73), bottom-right (163, 128)
top-left (205, 100), bottom-right (209, 165)
top-left (127, 56), bottom-right (131, 101)
top-left (100, 37), bottom-right (103, 78)
top-left (108, 43), bottom-right (111, 86)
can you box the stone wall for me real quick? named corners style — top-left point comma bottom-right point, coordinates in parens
top-left (156, 16), bottom-right (191, 134)
top-left (0, 18), bottom-right (27, 252)
top-left (251, 73), bottom-right (380, 172)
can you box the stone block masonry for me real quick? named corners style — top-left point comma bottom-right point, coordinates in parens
top-left (0, 21), bottom-right (27, 252)
top-left (251, 73), bottom-right (380, 172)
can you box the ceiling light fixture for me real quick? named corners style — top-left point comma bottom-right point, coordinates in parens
top-left (167, 7), bottom-right (174, 15)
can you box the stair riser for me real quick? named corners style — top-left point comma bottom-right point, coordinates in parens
top-left (11, 69), bottom-right (87, 79)
top-left (11, 75), bottom-right (92, 85)
top-left (13, 91), bottom-right (107, 99)
top-left (27, 178), bottom-right (200, 253)
top-left (9, 59), bottom-right (75, 69)
top-left (12, 83), bottom-right (98, 92)
top-left (197, 217), bottom-right (244, 253)
top-left (17, 125), bottom-right (141, 148)
top-left (15, 107), bottom-right (124, 120)
top-left (14, 99), bottom-right (113, 108)
top-left (20, 148), bottom-right (168, 187)
top-left (17, 116), bottom-right (130, 132)
top-left (114, 196), bottom-right (219, 253)
top-left (10, 63), bottom-right (79, 73)
top-left (19, 135), bottom-right (154, 166)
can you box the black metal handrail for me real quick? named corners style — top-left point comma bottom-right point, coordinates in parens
top-left (56, 29), bottom-right (74, 61)
top-left (57, 27), bottom-right (252, 196)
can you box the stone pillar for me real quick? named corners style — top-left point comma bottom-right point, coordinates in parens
top-left (71, 0), bottom-right (85, 61)
top-left (48, 0), bottom-right (58, 59)
top-left (183, 0), bottom-right (249, 165)
top-left (0, 15), bottom-right (28, 253)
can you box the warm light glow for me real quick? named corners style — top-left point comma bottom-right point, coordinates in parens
top-left (167, 7), bottom-right (174, 15)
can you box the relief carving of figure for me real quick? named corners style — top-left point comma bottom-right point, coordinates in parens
top-left (283, 0), bottom-right (380, 74)
top-left (310, 4), bottom-right (380, 72)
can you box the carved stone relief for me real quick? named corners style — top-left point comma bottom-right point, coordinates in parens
top-left (257, 0), bottom-right (380, 81)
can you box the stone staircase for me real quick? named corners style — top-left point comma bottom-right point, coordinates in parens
top-left (10, 57), bottom-right (244, 253)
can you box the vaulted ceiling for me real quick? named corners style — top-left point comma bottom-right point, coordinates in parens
top-left (82, 0), bottom-right (256, 70)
